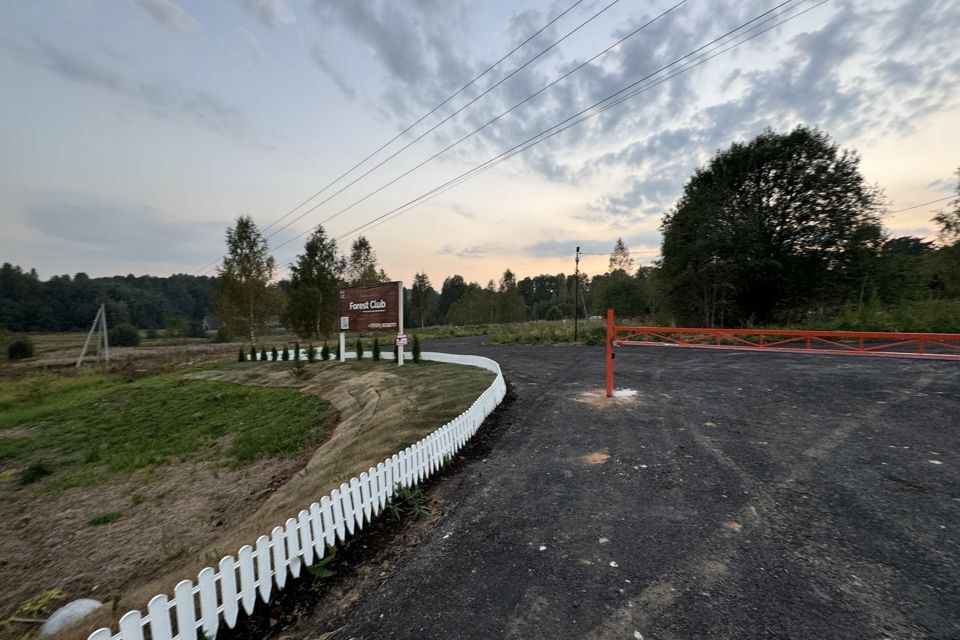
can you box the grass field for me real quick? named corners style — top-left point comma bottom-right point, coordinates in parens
top-left (0, 344), bottom-right (494, 640)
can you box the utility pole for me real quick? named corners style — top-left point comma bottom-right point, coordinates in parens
top-left (76, 303), bottom-right (109, 367)
top-left (574, 246), bottom-right (580, 343)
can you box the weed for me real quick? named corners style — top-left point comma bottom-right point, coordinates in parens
top-left (290, 358), bottom-right (310, 381)
top-left (19, 461), bottom-right (52, 485)
top-left (306, 545), bottom-right (338, 589)
top-left (131, 493), bottom-right (145, 506)
top-left (387, 484), bottom-right (430, 520)
top-left (88, 511), bottom-right (121, 526)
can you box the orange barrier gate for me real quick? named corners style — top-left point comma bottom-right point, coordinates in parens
top-left (604, 308), bottom-right (960, 397)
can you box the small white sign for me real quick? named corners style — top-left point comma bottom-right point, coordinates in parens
top-left (396, 334), bottom-right (408, 346)
top-left (340, 316), bottom-right (349, 330)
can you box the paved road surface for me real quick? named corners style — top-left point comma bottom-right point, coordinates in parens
top-left (300, 337), bottom-right (960, 639)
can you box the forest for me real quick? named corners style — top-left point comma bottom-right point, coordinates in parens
top-left (3, 128), bottom-right (958, 340)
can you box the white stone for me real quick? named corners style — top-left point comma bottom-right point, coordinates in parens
top-left (41, 599), bottom-right (103, 636)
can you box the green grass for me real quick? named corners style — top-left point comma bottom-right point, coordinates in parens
top-left (88, 511), bottom-right (122, 526)
top-left (487, 319), bottom-right (607, 346)
top-left (0, 371), bottom-right (328, 489)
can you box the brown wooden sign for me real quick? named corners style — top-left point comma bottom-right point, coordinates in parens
top-left (338, 282), bottom-right (401, 332)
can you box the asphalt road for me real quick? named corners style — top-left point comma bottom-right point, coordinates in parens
top-left (299, 337), bottom-right (960, 639)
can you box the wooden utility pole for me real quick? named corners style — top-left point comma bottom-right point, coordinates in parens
top-left (76, 303), bottom-right (109, 367)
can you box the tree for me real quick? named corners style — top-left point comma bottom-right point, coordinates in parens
top-left (409, 272), bottom-right (434, 328)
top-left (659, 126), bottom-right (883, 326)
top-left (346, 236), bottom-right (388, 286)
top-left (109, 323), bottom-right (142, 347)
top-left (608, 238), bottom-right (635, 273)
top-left (213, 216), bottom-right (277, 347)
top-left (285, 226), bottom-right (344, 339)
top-left (437, 275), bottom-right (467, 323)
top-left (933, 167), bottom-right (960, 245)
top-left (497, 269), bottom-right (528, 323)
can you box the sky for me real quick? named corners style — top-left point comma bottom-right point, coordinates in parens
top-left (1, 0), bottom-right (958, 285)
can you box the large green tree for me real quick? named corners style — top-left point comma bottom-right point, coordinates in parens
top-left (285, 225), bottom-right (344, 339)
top-left (213, 216), bottom-right (277, 346)
top-left (346, 236), bottom-right (389, 286)
top-left (437, 275), bottom-right (467, 323)
top-left (660, 126), bottom-right (883, 326)
top-left (409, 272), bottom-right (434, 328)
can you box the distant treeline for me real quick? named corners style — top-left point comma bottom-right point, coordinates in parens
top-left (0, 265), bottom-right (216, 332)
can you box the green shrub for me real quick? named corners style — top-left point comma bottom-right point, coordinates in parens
top-left (282, 345), bottom-right (290, 361)
top-left (355, 338), bottom-right (364, 360)
top-left (544, 305), bottom-right (565, 321)
top-left (19, 460), bottom-right (51, 485)
top-left (7, 335), bottom-right (34, 360)
top-left (271, 346), bottom-right (279, 362)
top-left (249, 345), bottom-right (257, 362)
top-left (307, 344), bottom-right (316, 362)
top-left (109, 323), bottom-right (141, 347)
top-left (372, 338), bottom-right (381, 361)
top-left (412, 334), bottom-right (421, 363)
top-left (145, 328), bottom-right (159, 340)
top-left (320, 342), bottom-right (330, 361)
top-left (260, 346), bottom-right (267, 362)
top-left (213, 327), bottom-right (231, 343)
top-left (238, 347), bottom-right (245, 362)
top-left (187, 321), bottom-right (207, 338)
top-left (394, 342), bottom-right (399, 363)
top-left (294, 342), bottom-right (301, 361)
top-left (165, 316), bottom-right (187, 338)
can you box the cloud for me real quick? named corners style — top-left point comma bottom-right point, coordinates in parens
top-left (133, 0), bottom-right (198, 32)
top-left (237, 0), bottom-right (296, 27)
top-left (439, 243), bottom-right (512, 258)
top-left (311, 45), bottom-right (357, 100)
top-left (521, 232), bottom-right (661, 259)
top-left (23, 40), bottom-right (252, 141)
top-left (23, 201), bottom-right (224, 263)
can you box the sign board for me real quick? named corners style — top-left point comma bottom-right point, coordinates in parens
top-left (396, 333), bottom-right (408, 346)
top-left (338, 282), bottom-right (401, 332)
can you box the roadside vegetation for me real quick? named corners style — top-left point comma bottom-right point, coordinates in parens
top-left (0, 341), bottom-right (494, 639)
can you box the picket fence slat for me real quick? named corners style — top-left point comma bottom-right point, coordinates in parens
top-left (255, 536), bottom-right (272, 602)
top-left (271, 526), bottom-right (287, 588)
top-left (147, 594), bottom-right (172, 640)
top-left (89, 351), bottom-right (505, 640)
top-left (118, 610), bottom-right (143, 640)
top-left (197, 567), bottom-right (219, 638)
top-left (219, 555), bottom-right (240, 626)
top-left (174, 580), bottom-right (197, 640)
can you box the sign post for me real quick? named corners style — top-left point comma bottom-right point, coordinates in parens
top-left (397, 281), bottom-right (404, 366)
top-left (338, 281), bottom-right (404, 366)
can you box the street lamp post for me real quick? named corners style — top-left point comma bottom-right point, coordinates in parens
top-left (574, 246), bottom-right (580, 343)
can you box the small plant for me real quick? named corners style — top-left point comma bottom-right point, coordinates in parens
top-left (7, 335), bottom-right (34, 360)
top-left (282, 345), bottom-right (290, 361)
top-left (249, 344), bottom-right (257, 362)
top-left (109, 323), bottom-right (142, 347)
top-left (355, 338), bottom-right (364, 360)
top-left (394, 343), bottom-right (399, 363)
top-left (290, 357), bottom-right (310, 380)
top-left (307, 545), bottom-right (339, 590)
top-left (294, 342), bottom-right (301, 361)
top-left (334, 341), bottom-right (340, 360)
top-left (212, 327), bottom-right (231, 343)
top-left (88, 511), bottom-right (122, 526)
top-left (412, 334), bottom-right (421, 363)
top-left (372, 337), bottom-right (381, 361)
top-left (320, 342), bottom-right (330, 361)
top-left (260, 345), bottom-right (267, 362)
top-left (271, 345), bottom-right (279, 362)
top-left (387, 484), bottom-right (430, 521)
top-left (307, 343), bottom-right (316, 362)
top-left (19, 461), bottom-right (52, 485)
top-left (145, 328), bottom-right (159, 340)
top-left (238, 347), bottom-right (245, 362)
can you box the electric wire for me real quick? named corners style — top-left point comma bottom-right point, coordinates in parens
top-left (321, 0), bottom-right (827, 257)
top-left (887, 195), bottom-right (955, 214)
top-left (191, 0), bottom-right (588, 275)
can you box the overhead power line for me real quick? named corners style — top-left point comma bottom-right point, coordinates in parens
top-left (320, 0), bottom-right (828, 256)
top-left (887, 195), bottom-right (955, 214)
top-left (193, 0), bottom-right (591, 276)
top-left (262, 0), bottom-right (693, 264)
top-left (258, 0), bottom-right (632, 248)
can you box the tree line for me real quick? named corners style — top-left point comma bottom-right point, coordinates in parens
top-left (4, 127), bottom-right (958, 343)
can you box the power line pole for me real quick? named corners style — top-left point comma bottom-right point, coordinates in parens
top-left (574, 246), bottom-right (580, 343)
top-left (76, 303), bottom-right (109, 367)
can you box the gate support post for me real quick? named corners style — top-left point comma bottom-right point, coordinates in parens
top-left (606, 308), bottom-right (614, 398)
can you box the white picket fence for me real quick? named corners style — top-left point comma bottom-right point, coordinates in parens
top-left (87, 350), bottom-right (506, 640)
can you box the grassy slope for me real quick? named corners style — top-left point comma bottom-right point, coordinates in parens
top-left (0, 373), bottom-right (328, 490)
